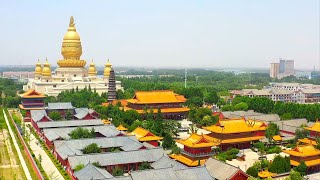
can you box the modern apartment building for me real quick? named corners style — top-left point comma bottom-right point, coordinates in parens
top-left (270, 59), bottom-right (295, 79)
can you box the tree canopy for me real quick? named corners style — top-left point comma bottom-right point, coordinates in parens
top-left (69, 127), bottom-right (95, 139)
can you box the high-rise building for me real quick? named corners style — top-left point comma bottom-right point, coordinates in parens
top-left (269, 59), bottom-right (295, 79)
top-left (285, 60), bottom-right (295, 76)
top-left (270, 63), bottom-right (280, 78)
top-left (279, 59), bottom-right (286, 73)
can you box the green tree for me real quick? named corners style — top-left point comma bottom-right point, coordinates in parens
top-left (295, 129), bottom-right (309, 142)
top-left (48, 111), bottom-right (62, 121)
top-left (82, 143), bottom-right (102, 154)
top-left (249, 97), bottom-right (274, 114)
top-left (246, 166), bottom-right (258, 177)
top-left (112, 167), bottom-right (124, 176)
top-left (185, 96), bottom-right (203, 108)
top-left (281, 113), bottom-right (293, 120)
top-left (162, 134), bottom-right (175, 149)
top-left (66, 110), bottom-right (73, 120)
top-left (221, 104), bottom-right (234, 111)
top-left (269, 155), bottom-right (290, 173)
top-left (123, 110), bottom-right (141, 126)
top-left (287, 170), bottom-right (303, 180)
top-left (265, 122), bottom-right (280, 142)
top-left (69, 127), bottom-right (95, 139)
top-left (138, 162), bottom-right (152, 170)
top-left (204, 91), bottom-right (219, 104)
top-left (234, 102), bottom-right (249, 111)
top-left (293, 161), bottom-right (307, 176)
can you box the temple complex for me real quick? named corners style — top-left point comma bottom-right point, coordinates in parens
top-left (283, 145), bottom-right (320, 174)
top-left (170, 133), bottom-right (216, 166)
top-left (24, 16), bottom-right (122, 96)
top-left (203, 118), bottom-right (267, 150)
top-left (19, 89), bottom-right (46, 122)
top-left (107, 90), bottom-right (190, 120)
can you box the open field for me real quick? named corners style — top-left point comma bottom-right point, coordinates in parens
top-left (0, 128), bottom-right (26, 180)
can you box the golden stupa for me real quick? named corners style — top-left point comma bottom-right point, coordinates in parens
top-left (42, 59), bottom-right (52, 76)
top-left (104, 59), bottom-right (112, 77)
top-left (57, 16), bottom-right (86, 67)
top-left (34, 59), bottom-right (42, 75)
top-left (88, 60), bottom-right (97, 76)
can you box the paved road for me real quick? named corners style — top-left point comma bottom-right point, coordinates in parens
top-left (3, 109), bottom-right (32, 180)
top-left (26, 123), bottom-right (64, 180)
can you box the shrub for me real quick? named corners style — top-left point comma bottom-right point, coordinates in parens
top-left (294, 161), bottom-right (307, 176)
top-left (266, 146), bottom-right (281, 154)
top-left (246, 166), bottom-right (258, 177)
top-left (69, 127), bottom-right (95, 139)
top-left (138, 162), bottom-right (152, 170)
top-left (112, 166), bottom-right (124, 176)
top-left (74, 164), bottom-right (84, 172)
top-left (82, 143), bottom-right (101, 154)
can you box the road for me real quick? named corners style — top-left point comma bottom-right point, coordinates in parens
top-left (3, 109), bottom-right (32, 180)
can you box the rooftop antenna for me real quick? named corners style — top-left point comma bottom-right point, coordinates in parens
top-left (184, 68), bottom-right (187, 88)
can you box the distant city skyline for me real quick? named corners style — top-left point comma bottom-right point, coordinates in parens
top-left (0, 1), bottom-right (318, 69)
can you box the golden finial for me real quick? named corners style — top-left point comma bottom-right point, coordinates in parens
top-left (69, 16), bottom-right (75, 27)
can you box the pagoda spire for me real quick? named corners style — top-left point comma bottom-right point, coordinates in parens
top-left (107, 68), bottom-right (116, 102)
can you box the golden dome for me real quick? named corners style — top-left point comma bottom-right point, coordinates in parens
top-left (104, 59), bottom-right (112, 77)
top-left (58, 16), bottom-right (86, 67)
top-left (42, 59), bottom-right (52, 76)
top-left (35, 59), bottom-right (42, 75)
top-left (88, 60), bottom-right (97, 76)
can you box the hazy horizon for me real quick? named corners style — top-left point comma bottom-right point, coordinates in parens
top-left (0, 1), bottom-right (319, 69)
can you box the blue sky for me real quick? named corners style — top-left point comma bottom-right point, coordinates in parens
top-left (0, 0), bottom-right (318, 69)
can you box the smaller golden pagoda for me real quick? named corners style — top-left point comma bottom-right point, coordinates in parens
top-left (42, 59), bottom-right (51, 77)
top-left (104, 59), bottom-right (112, 78)
top-left (88, 60), bottom-right (97, 76)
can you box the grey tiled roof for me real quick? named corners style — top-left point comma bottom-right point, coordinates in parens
top-left (74, 108), bottom-right (96, 119)
top-left (68, 148), bottom-right (165, 169)
top-left (74, 163), bottom-right (113, 180)
top-left (151, 156), bottom-right (187, 170)
top-left (205, 158), bottom-right (246, 180)
top-left (175, 167), bottom-right (214, 180)
top-left (43, 125), bottom-right (121, 141)
top-left (47, 102), bottom-right (74, 110)
top-left (274, 119), bottom-right (308, 134)
top-left (30, 110), bottom-right (50, 122)
top-left (37, 119), bottom-right (103, 129)
top-left (130, 167), bottom-right (179, 180)
top-left (54, 136), bottom-right (144, 160)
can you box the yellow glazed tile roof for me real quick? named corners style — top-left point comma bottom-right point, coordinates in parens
top-left (176, 133), bottom-right (215, 148)
top-left (102, 119), bottom-right (111, 125)
top-left (298, 138), bottom-right (318, 146)
top-left (128, 127), bottom-right (163, 142)
top-left (272, 135), bottom-right (282, 141)
top-left (283, 145), bottom-right (320, 157)
top-left (127, 90), bottom-right (187, 104)
top-left (21, 89), bottom-right (46, 98)
top-left (290, 159), bottom-right (320, 167)
top-left (221, 136), bottom-right (265, 144)
top-left (117, 124), bottom-right (128, 131)
top-left (258, 170), bottom-right (276, 178)
top-left (169, 154), bottom-right (206, 166)
top-left (305, 121), bottom-right (320, 133)
top-left (203, 118), bottom-right (266, 134)
top-left (124, 107), bottom-right (190, 114)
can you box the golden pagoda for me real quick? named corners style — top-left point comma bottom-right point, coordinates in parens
top-left (34, 59), bottom-right (42, 78)
top-left (42, 59), bottom-right (51, 77)
top-left (104, 59), bottom-right (112, 78)
top-left (57, 16), bottom-right (86, 67)
top-left (88, 60), bottom-right (97, 76)
top-left (25, 16), bottom-right (123, 96)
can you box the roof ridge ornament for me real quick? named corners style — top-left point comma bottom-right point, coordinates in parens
top-left (69, 16), bottom-right (75, 27)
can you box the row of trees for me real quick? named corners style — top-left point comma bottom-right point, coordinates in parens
top-left (226, 95), bottom-right (320, 122)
